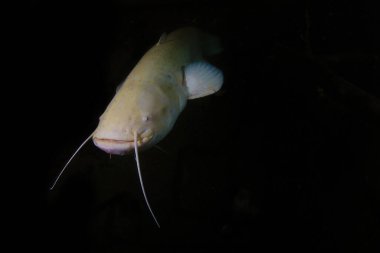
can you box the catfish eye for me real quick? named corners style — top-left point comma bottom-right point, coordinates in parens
top-left (142, 115), bottom-right (150, 122)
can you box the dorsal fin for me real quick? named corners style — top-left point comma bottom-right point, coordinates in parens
top-left (157, 32), bottom-right (167, 45)
top-left (116, 84), bottom-right (122, 93)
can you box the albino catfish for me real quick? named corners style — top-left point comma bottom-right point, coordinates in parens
top-left (50, 27), bottom-right (224, 227)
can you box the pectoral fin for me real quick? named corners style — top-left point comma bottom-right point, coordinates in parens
top-left (184, 61), bottom-right (223, 99)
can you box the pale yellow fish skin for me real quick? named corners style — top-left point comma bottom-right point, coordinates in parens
top-left (93, 27), bottom-right (220, 155)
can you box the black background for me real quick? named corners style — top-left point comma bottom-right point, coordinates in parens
top-left (7, 0), bottom-right (379, 252)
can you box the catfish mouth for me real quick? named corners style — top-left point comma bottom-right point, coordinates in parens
top-left (92, 137), bottom-right (152, 155)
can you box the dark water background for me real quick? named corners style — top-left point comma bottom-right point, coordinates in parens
top-left (9, 0), bottom-right (379, 252)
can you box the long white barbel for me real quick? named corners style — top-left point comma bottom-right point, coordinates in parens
top-left (49, 132), bottom-right (94, 190)
top-left (134, 132), bottom-right (160, 228)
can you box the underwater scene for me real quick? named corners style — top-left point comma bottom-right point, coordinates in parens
top-left (15, 1), bottom-right (379, 252)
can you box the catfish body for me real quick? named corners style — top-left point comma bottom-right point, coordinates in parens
top-left (50, 27), bottom-right (223, 227)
